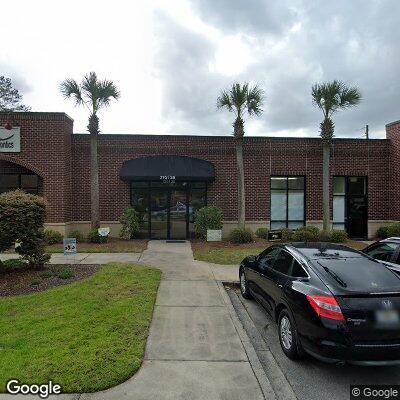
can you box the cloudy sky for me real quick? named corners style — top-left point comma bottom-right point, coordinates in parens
top-left (2, 0), bottom-right (399, 138)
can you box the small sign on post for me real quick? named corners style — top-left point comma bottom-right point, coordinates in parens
top-left (63, 238), bottom-right (77, 256)
top-left (207, 229), bottom-right (222, 242)
top-left (98, 227), bottom-right (110, 237)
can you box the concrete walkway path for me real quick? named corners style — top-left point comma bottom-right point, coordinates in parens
top-left (1, 242), bottom-right (272, 400)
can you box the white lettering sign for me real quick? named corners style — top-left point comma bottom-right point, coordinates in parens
top-left (0, 127), bottom-right (20, 153)
top-left (207, 229), bottom-right (222, 242)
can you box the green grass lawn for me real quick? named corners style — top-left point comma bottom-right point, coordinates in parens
top-left (193, 240), bottom-right (368, 265)
top-left (0, 263), bottom-right (161, 393)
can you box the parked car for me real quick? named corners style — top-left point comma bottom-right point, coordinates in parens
top-left (239, 242), bottom-right (400, 365)
top-left (362, 237), bottom-right (400, 274)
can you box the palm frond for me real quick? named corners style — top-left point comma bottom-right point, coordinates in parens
top-left (98, 79), bottom-right (120, 108)
top-left (217, 90), bottom-right (233, 112)
top-left (60, 79), bottom-right (84, 106)
top-left (247, 84), bottom-right (264, 116)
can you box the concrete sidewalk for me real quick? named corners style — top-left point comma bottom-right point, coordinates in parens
top-left (1, 242), bottom-right (271, 400)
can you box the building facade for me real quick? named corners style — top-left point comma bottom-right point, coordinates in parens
top-left (0, 112), bottom-right (399, 239)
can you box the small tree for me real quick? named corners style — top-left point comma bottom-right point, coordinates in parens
top-left (119, 208), bottom-right (140, 239)
top-left (0, 190), bottom-right (50, 269)
top-left (217, 83), bottom-right (264, 229)
top-left (312, 81), bottom-right (361, 231)
top-left (0, 76), bottom-right (30, 111)
top-left (194, 206), bottom-right (223, 239)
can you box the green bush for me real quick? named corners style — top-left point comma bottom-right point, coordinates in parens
top-left (69, 230), bottom-right (86, 243)
top-left (87, 229), bottom-right (107, 244)
top-left (255, 227), bottom-right (269, 239)
top-left (319, 230), bottom-right (332, 242)
top-left (228, 228), bottom-right (254, 244)
top-left (119, 208), bottom-right (140, 239)
top-left (0, 258), bottom-right (27, 272)
top-left (0, 190), bottom-right (50, 269)
top-left (281, 228), bottom-right (295, 241)
top-left (57, 268), bottom-right (75, 279)
top-left (31, 279), bottom-right (41, 286)
top-left (292, 225), bottom-right (320, 241)
top-left (44, 230), bottom-right (63, 245)
top-left (375, 223), bottom-right (400, 239)
top-left (39, 270), bottom-right (53, 279)
top-left (194, 206), bottom-right (223, 239)
top-left (330, 229), bottom-right (348, 243)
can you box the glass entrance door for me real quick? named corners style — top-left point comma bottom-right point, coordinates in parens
top-left (169, 190), bottom-right (188, 239)
top-left (150, 189), bottom-right (168, 239)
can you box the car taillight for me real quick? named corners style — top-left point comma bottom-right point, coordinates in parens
top-left (306, 295), bottom-right (345, 322)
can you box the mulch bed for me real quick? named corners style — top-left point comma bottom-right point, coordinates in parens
top-left (0, 264), bottom-right (101, 297)
top-left (191, 238), bottom-right (269, 251)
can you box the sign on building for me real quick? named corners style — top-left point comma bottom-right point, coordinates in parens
top-left (0, 127), bottom-right (21, 153)
top-left (63, 238), bottom-right (77, 256)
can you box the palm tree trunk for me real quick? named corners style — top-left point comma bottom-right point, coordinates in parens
top-left (322, 142), bottom-right (331, 231)
top-left (235, 137), bottom-right (246, 229)
top-left (88, 114), bottom-right (100, 230)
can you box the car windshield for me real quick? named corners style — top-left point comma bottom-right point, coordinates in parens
top-left (316, 258), bottom-right (400, 292)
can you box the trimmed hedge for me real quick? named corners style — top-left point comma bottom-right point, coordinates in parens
top-left (376, 223), bottom-right (400, 239)
top-left (278, 226), bottom-right (348, 243)
top-left (69, 230), bottom-right (86, 243)
top-left (0, 190), bottom-right (50, 269)
top-left (194, 206), bottom-right (223, 239)
top-left (228, 228), bottom-right (254, 244)
top-left (87, 229), bottom-right (107, 244)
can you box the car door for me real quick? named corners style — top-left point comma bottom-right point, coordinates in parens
top-left (259, 249), bottom-right (294, 311)
top-left (252, 247), bottom-right (281, 311)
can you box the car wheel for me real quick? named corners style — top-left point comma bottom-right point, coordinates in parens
top-left (278, 309), bottom-right (302, 360)
top-left (240, 269), bottom-right (252, 299)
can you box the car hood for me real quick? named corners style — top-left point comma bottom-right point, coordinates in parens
top-left (314, 257), bottom-right (400, 295)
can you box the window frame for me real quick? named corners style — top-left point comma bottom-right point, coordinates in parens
top-left (270, 175), bottom-right (306, 230)
top-left (0, 173), bottom-right (40, 194)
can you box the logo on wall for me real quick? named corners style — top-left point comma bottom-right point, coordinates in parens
top-left (0, 127), bottom-right (21, 153)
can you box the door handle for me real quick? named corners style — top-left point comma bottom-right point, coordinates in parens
top-left (277, 284), bottom-right (283, 289)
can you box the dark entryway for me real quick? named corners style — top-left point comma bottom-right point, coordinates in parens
top-left (120, 155), bottom-right (215, 239)
top-left (333, 176), bottom-right (368, 239)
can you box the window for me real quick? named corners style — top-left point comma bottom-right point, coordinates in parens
top-left (365, 243), bottom-right (398, 263)
top-left (290, 260), bottom-right (308, 278)
top-left (333, 177), bottom-right (346, 230)
top-left (0, 174), bottom-right (40, 194)
top-left (258, 247), bottom-right (281, 270)
top-left (272, 250), bottom-right (293, 275)
top-left (271, 176), bottom-right (305, 230)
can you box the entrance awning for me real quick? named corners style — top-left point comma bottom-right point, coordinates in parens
top-left (119, 155), bottom-right (215, 182)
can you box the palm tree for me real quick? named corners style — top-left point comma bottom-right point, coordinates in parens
top-left (217, 83), bottom-right (264, 229)
top-left (60, 72), bottom-right (120, 230)
top-left (311, 80), bottom-right (361, 231)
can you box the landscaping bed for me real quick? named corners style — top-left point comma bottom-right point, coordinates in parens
top-left (0, 264), bottom-right (100, 296)
top-left (0, 263), bottom-right (161, 393)
top-left (192, 239), bottom-right (368, 265)
top-left (45, 238), bottom-right (148, 253)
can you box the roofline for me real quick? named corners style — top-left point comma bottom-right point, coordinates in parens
top-left (71, 133), bottom-right (388, 141)
top-left (0, 111), bottom-right (74, 122)
top-left (386, 120), bottom-right (400, 128)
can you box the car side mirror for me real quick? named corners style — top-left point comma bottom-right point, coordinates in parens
top-left (247, 255), bottom-right (257, 266)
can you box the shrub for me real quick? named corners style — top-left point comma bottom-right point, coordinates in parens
top-left (119, 208), bottom-right (140, 239)
top-left (292, 226), bottom-right (320, 242)
top-left (44, 230), bottom-right (63, 245)
top-left (69, 230), bottom-right (86, 243)
top-left (319, 230), bottom-right (332, 242)
top-left (330, 229), bottom-right (348, 243)
top-left (255, 227), bottom-right (269, 239)
top-left (31, 279), bottom-right (41, 286)
top-left (0, 190), bottom-right (50, 269)
top-left (87, 229), bottom-right (107, 244)
top-left (57, 268), bottom-right (75, 279)
top-left (281, 228), bottom-right (295, 241)
top-left (39, 270), bottom-right (53, 279)
top-left (194, 206), bottom-right (223, 239)
top-left (228, 228), bottom-right (254, 244)
top-left (376, 223), bottom-right (400, 239)
top-left (0, 258), bottom-right (27, 272)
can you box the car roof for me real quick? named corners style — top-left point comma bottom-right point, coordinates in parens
top-left (380, 237), bottom-right (400, 243)
top-left (285, 242), bottom-right (363, 260)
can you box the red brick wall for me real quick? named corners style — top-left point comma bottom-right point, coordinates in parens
top-left (71, 134), bottom-right (390, 223)
top-left (0, 112), bottom-right (73, 222)
top-left (387, 121), bottom-right (400, 220)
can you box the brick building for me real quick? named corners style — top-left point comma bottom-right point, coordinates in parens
top-left (0, 112), bottom-right (398, 239)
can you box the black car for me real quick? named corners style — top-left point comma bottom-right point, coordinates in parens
top-left (239, 242), bottom-right (400, 365)
top-left (363, 237), bottom-right (400, 274)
